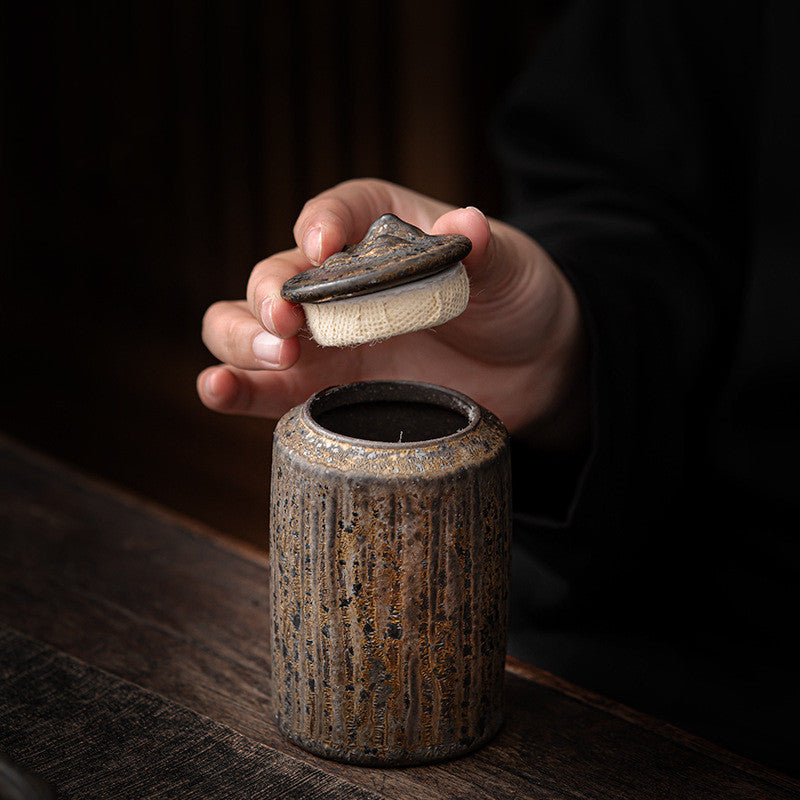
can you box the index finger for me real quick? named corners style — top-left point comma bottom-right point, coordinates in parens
top-left (246, 248), bottom-right (308, 338)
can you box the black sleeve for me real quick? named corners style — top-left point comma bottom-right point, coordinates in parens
top-left (495, 0), bottom-right (761, 613)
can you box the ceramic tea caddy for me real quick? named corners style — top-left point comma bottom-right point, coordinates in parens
top-left (269, 379), bottom-right (511, 765)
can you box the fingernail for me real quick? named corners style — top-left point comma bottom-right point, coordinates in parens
top-left (261, 297), bottom-right (276, 333)
top-left (465, 205), bottom-right (487, 222)
top-left (200, 370), bottom-right (217, 399)
top-left (252, 331), bottom-right (283, 367)
top-left (303, 227), bottom-right (323, 265)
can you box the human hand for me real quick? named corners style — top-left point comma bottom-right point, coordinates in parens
top-left (198, 179), bottom-right (588, 450)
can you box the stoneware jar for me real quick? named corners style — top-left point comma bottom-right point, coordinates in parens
top-left (269, 380), bottom-right (511, 765)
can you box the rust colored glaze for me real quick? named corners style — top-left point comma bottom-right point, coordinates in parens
top-left (280, 214), bottom-right (472, 304)
top-left (269, 380), bottom-right (511, 765)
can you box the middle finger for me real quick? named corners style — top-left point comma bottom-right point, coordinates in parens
top-left (202, 300), bottom-right (301, 370)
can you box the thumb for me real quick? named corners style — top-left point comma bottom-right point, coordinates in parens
top-left (431, 206), bottom-right (502, 294)
top-left (432, 205), bottom-right (539, 303)
top-left (431, 205), bottom-right (489, 259)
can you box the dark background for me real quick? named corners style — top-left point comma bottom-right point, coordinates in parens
top-left (1, 2), bottom-right (556, 548)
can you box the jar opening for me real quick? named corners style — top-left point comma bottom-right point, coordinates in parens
top-left (306, 381), bottom-right (477, 444)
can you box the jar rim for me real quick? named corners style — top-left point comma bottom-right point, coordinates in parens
top-left (301, 380), bottom-right (481, 448)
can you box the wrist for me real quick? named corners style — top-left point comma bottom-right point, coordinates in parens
top-left (514, 268), bottom-right (591, 454)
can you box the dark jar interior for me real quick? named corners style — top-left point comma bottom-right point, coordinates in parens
top-left (305, 381), bottom-right (479, 444)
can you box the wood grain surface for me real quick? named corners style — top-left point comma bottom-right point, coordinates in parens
top-left (0, 626), bottom-right (379, 800)
top-left (1, 435), bottom-right (798, 799)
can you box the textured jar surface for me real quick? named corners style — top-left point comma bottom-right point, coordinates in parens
top-left (269, 381), bottom-right (511, 765)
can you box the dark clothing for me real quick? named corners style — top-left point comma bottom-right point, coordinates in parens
top-left (496, 0), bottom-right (799, 775)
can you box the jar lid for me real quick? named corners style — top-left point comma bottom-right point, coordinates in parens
top-left (281, 213), bottom-right (472, 304)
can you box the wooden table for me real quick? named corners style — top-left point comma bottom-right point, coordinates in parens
top-left (1, 434), bottom-right (798, 799)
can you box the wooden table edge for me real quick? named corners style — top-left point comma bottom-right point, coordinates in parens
top-left (0, 431), bottom-right (267, 566)
top-left (505, 656), bottom-right (800, 791)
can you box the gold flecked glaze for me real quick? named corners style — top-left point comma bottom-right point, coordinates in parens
top-left (269, 381), bottom-right (511, 765)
